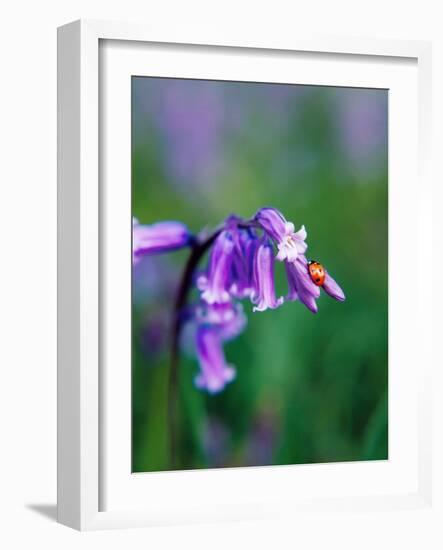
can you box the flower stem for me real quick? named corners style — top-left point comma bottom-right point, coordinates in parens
top-left (168, 228), bottom-right (222, 469)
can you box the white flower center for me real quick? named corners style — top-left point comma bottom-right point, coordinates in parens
top-left (282, 234), bottom-right (298, 249)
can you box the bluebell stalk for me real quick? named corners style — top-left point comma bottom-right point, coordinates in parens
top-left (133, 208), bottom-right (345, 396)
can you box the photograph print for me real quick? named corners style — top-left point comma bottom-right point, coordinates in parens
top-left (131, 76), bottom-right (388, 472)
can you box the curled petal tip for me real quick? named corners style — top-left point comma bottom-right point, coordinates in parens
top-left (294, 224), bottom-right (307, 241)
top-left (308, 302), bottom-right (318, 314)
top-left (323, 273), bottom-right (346, 302)
top-left (252, 296), bottom-right (284, 313)
top-left (301, 292), bottom-right (318, 314)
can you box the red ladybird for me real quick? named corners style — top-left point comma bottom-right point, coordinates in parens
top-left (308, 260), bottom-right (326, 287)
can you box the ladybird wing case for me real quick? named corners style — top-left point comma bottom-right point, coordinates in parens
top-left (308, 261), bottom-right (326, 286)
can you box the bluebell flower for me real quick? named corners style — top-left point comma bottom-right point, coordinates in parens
top-left (194, 325), bottom-right (236, 394)
top-left (285, 256), bottom-right (345, 313)
top-left (229, 228), bottom-right (258, 299)
top-left (132, 217), bottom-right (192, 265)
top-left (254, 207), bottom-right (307, 262)
top-left (285, 256), bottom-right (321, 313)
top-left (133, 207), bottom-right (346, 395)
top-left (192, 300), bottom-right (247, 393)
top-left (197, 231), bottom-right (235, 304)
top-left (251, 238), bottom-right (284, 312)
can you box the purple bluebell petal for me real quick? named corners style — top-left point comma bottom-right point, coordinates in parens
top-left (229, 229), bottom-right (259, 299)
top-left (229, 245), bottom-right (250, 299)
top-left (297, 289), bottom-right (318, 314)
top-left (132, 218), bottom-right (191, 264)
top-left (242, 230), bottom-right (260, 290)
top-left (200, 231), bottom-right (235, 304)
top-left (254, 207), bottom-right (287, 242)
top-left (284, 261), bottom-right (299, 302)
top-left (251, 239), bottom-right (284, 312)
top-left (293, 256), bottom-right (321, 296)
top-left (194, 326), bottom-right (236, 394)
top-left (323, 272), bottom-right (346, 301)
top-left (285, 257), bottom-right (320, 314)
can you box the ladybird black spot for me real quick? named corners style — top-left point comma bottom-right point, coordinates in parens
top-left (315, 277), bottom-right (320, 282)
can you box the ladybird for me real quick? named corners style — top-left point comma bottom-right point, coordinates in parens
top-left (308, 260), bottom-right (326, 287)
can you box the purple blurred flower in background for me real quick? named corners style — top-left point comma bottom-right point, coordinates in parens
top-left (202, 417), bottom-right (231, 468)
top-left (139, 315), bottom-right (170, 361)
top-left (338, 89), bottom-right (388, 177)
top-left (133, 207), bottom-right (345, 393)
top-left (246, 406), bottom-right (279, 466)
top-left (132, 79), bottom-right (225, 189)
top-left (160, 83), bottom-right (224, 187)
top-left (132, 217), bottom-right (193, 265)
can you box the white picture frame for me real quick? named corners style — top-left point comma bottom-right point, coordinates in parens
top-left (57, 19), bottom-right (434, 531)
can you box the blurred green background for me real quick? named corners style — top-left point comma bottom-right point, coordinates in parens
top-left (132, 77), bottom-right (388, 472)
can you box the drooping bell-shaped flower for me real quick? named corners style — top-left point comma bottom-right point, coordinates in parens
top-left (251, 238), bottom-right (284, 312)
top-left (198, 231), bottom-right (235, 304)
top-left (133, 207), bottom-right (346, 396)
top-left (194, 325), bottom-right (236, 394)
top-left (229, 228), bottom-right (259, 299)
top-left (254, 207), bottom-right (307, 263)
top-left (132, 217), bottom-right (192, 265)
top-left (285, 256), bottom-right (346, 312)
top-left (285, 256), bottom-right (320, 313)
